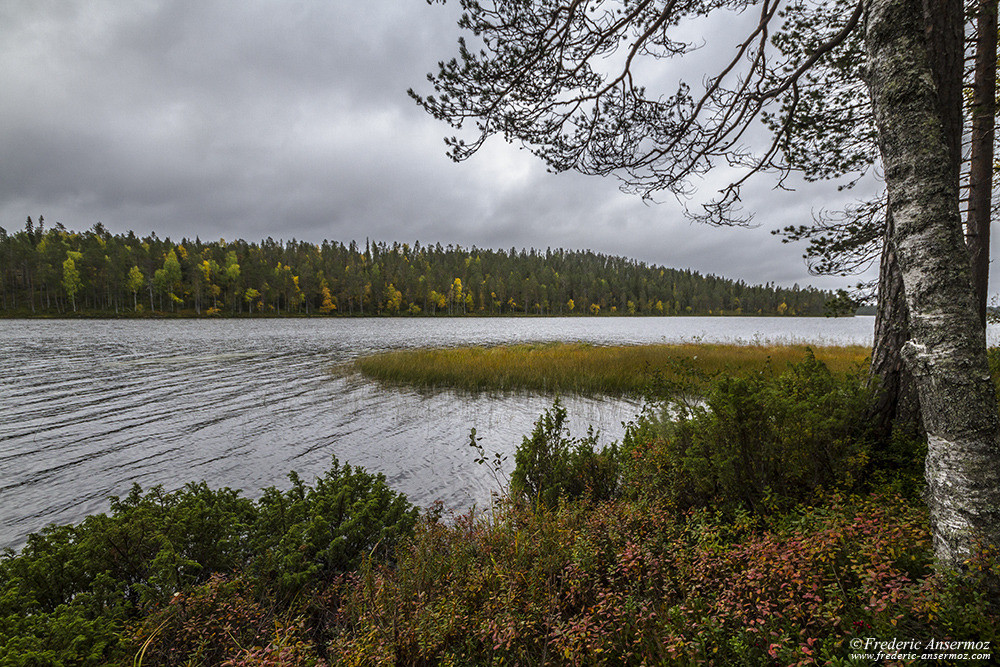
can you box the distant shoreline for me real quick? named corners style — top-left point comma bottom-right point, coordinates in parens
top-left (0, 311), bottom-right (858, 320)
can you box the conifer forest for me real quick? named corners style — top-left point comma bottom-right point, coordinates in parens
top-left (0, 218), bottom-right (832, 317)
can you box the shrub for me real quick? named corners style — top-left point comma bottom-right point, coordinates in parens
top-left (0, 482), bottom-right (258, 666)
top-left (622, 350), bottom-right (876, 513)
top-left (0, 459), bottom-right (415, 666)
top-left (326, 492), bottom-right (999, 665)
top-left (0, 596), bottom-right (120, 667)
top-left (510, 399), bottom-right (620, 509)
top-left (249, 459), bottom-right (419, 598)
top-left (128, 575), bottom-right (271, 667)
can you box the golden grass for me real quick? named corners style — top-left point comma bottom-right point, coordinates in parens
top-left (353, 342), bottom-right (870, 395)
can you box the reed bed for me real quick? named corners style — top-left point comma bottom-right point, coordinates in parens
top-left (354, 342), bottom-right (870, 395)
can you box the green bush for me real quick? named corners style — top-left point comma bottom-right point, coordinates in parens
top-left (622, 350), bottom-right (877, 513)
top-left (0, 459), bottom-right (415, 666)
top-left (510, 399), bottom-right (620, 509)
top-left (249, 459), bottom-right (419, 598)
top-left (0, 482), bottom-right (258, 666)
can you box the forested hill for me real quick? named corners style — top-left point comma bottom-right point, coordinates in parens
top-left (1, 220), bottom-right (834, 317)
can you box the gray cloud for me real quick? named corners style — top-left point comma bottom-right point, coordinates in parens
top-left (0, 1), bottom-right (901, 293)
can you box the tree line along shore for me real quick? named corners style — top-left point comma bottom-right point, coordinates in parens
top-left (0, 219), bottom-right (837, 318)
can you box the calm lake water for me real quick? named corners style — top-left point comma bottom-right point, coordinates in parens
top-left (0, 316), bottom-right (888, 550)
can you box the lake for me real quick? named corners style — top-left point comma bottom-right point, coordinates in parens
top-left (0, 316), bottom-right (886, 550)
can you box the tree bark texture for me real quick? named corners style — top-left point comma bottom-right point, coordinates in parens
top-left (869, 211), bottom-right (922, 437)
top-left (868, 0), bottom-right (964, 437)
top-left (865, 0), bottom-right (1000, 567)
top-left (966, 0), bottom-right (998, 327)
top-left (920, 0), bottom-right (964, 181)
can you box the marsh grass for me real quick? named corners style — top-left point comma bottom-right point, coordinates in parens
top-left (354, 342), bottom-right (870, 395)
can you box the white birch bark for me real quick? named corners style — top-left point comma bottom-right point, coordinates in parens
top-left (864, 0), bottom-right (1000, 567)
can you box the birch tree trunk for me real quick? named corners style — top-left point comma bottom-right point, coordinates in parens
top-left (865, 0), bottom-right (1000, 567)
top-left (869, 212), bottom-right (922, 437)
top-left (869, 0), bottom-right (962, 438)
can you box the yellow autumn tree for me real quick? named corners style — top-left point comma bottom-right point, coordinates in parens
top-left (386, 283), bottom-right (403, 313)
top-left (450, 278), bottom-right (463, 314)
top-left (319, 280), bottom-right (337, 314)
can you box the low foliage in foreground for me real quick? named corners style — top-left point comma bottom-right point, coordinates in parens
top-left (328, 494), bottom-right (998, 665)
top-left (354, 342), bottom-right (870, 395)
top-left (0, 460), bottom-right (416, 666)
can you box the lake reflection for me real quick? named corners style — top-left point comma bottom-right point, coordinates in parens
top-left (0, 316), bottom-right (880, 550)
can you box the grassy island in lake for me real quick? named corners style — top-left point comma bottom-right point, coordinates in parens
top-left (354, 342), bottom-right (870, 394)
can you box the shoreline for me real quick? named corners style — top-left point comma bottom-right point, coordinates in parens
top-left (0, 311), bottom-right (860, 320)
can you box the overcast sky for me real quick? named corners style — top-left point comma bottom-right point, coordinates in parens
top-left (0, 1), bottom-right (917, 292)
